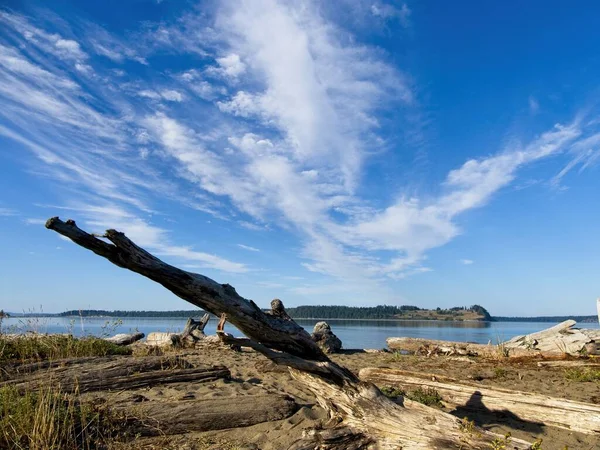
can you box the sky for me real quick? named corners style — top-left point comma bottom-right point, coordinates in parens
top-left (1, 0), bottom-right (599, 316)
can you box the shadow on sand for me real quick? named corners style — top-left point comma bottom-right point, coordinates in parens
top-left (450, 391), bottom-right (545, 434)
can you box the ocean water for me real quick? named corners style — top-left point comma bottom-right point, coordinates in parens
top-left (3, 316), bottom-right (598, 349)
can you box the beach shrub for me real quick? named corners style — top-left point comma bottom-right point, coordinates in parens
top-left (0, 335), bottom-right (131, 363)
top-left (380, 385), bottom-right (443, 407)
top-left (407, 387), bottom-right (443, 407)
top-left (564, 367), bottom-right (600, 382)
top-left (380, 386), bottom-right (406, 398)
top-left (493, 367), bottom-right (508, 379)
top-left (489, 432), bottom-right (511, 449)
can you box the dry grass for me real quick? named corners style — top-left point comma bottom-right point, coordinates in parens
top-left (0, 334), bottom-right (133, 449)
top-left (0, 384), bottom-right (124, 450)
top-left (564, 367), bottom-right (600, 382)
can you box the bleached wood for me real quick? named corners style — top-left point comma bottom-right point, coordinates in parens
top-left (386, 337), bottom-right (531, 358)
top-left (105, 332), bottom-right (145, 345)
top-left (359, 367), bottom-right (600, 435)
top-left (504, 320), bottom-right (593, 355)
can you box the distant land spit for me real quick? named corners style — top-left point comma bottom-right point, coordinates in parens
top-left (4, 305), bottom-right (598, 323)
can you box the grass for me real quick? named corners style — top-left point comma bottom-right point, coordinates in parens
top-left (0, 333), bottom-right (133, 449)
top-left (0, 384), bottom-right (123, 450)
top-left (0, 334), bottom-right (131, 363)
top-left (493, 367), bottom-right (508, 379)
top-left (380, 385), bottom-right (444, 407)
top-left (564, 367), bottom-right (600, 382)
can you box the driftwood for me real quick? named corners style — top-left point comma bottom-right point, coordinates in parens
top-left (129, 394), bottom-right (298, 435)
top-left (359, 367), bottom-right (600, 435)
top-left (181, 313), bottom-right (210, 341)
top-left (536, 360), bottom-right (600, 368)
top-left (45, 217), bottom-right (533, 449)
top-left (2, 355), bottom-right (229, 393)
top-left (386, 337), bottom-right (531, 358)
top-left (105, 332), bottom-right (145, 345)
top-left (311, 321), bottom-right (342, 354)
top-left (504, 320), bottom-right (600, 355)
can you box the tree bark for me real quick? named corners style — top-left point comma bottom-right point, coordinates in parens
top-left (128, 394), bottom-right (298, 436)
top-left (45, 217), bottom-right (532, 449)
top-left (2, 355), bottom-right (229, 393)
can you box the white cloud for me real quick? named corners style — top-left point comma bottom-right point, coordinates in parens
top-left (138, 89), bottom-right (184, 102)
top-left (0, 208), bottom-right (16, 216)
top-left (371, 2), bottom-right (411, 27)
top-left (25, 218), bottom-right (46, 225)
top-left (55, 39), bottom-right (87, 60)
top-left (161, 89), bottom-right (184, 102)
top-left (216, 53), bottom-right (246, 77)
top-left (237, 244), bottom-right (260, 252)
top-left (460, 259), bottom-right (474, 265)
top-left (529, 96), bottom-right (539, 114)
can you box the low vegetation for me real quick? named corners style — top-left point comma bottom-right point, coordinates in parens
top-left (0, 334), bottom-right (132, 449)
top-left (380, 385), bottom-right (444, 407)
top-left (564, 367), bottom-right (600, 382)
top-left (0, 384), bottom-right (121, 450)
top-left (0, 334), bottom-right (131, 363)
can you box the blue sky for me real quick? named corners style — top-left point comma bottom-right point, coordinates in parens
top-left (1, 0), bottom-right (599, 316)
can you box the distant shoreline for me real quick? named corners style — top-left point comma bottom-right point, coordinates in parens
top-left (5, 313), bottom-right (598, 323)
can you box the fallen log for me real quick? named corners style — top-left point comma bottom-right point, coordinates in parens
top-left (503, 320), bottom-right (591, 355)
top-left (359, 367), bottom-right (600, 435)
top-left (129, 394), bottom-right (298, 435)
top-left (2, 355), bottom-right (230, 393)
top-left (105, 332), bottom-right (145, 346)
top-left (536, 360), bottom-right (600, 368)
top-left (45, 217), bottom-right (532, 449)
top-left (386, 337), bottom-right (531, 358)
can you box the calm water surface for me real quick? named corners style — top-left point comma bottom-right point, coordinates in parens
top-left (3, 316), bottom-right (598, 349)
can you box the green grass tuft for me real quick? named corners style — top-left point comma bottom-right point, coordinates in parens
top-left (380, 385), bottom-right (444, 407)
top-left (564, 367), bottom-right (600, 382)
top-left (0, 334), bottom-right (131, 363)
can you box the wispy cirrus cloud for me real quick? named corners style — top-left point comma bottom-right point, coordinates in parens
top-left (237, 244), bottom-right (259, 252)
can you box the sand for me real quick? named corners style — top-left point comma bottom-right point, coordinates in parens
top-left (91, 342), bottom-right (600, 450)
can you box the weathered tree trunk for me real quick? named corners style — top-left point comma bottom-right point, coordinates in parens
top-left (105, 332), bottom-right (145, 345)
top-left (2, 355), bottom-right (229, 393)
top-left (386, 337), bottom-right (532, 358)
top-left (128, 394), bottom-right (298, 436)
top-left (360, 367), bottom-right (600, 435)
top-left (45, 217), bottom-right (532, 449)
top-left (504, 320), bottom-right (599, 355)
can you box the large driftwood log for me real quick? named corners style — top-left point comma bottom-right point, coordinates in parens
top-left (45, 217), bottom-right (532, 449)
top-left (2, 355), bottom-right (229, 393)
top-left (105, 332), bottom-right (145, 345)
top-left (129, 394), bottom-right (298, 435)
top-left (386, 337), bottom-right (532, 358)
top-left (504, 320), bottom-right (599, 355)
top-left (359, 367), bottom-right (600, 435)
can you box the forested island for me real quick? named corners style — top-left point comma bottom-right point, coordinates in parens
top-left (7, 304), bottom-right (597, 322)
